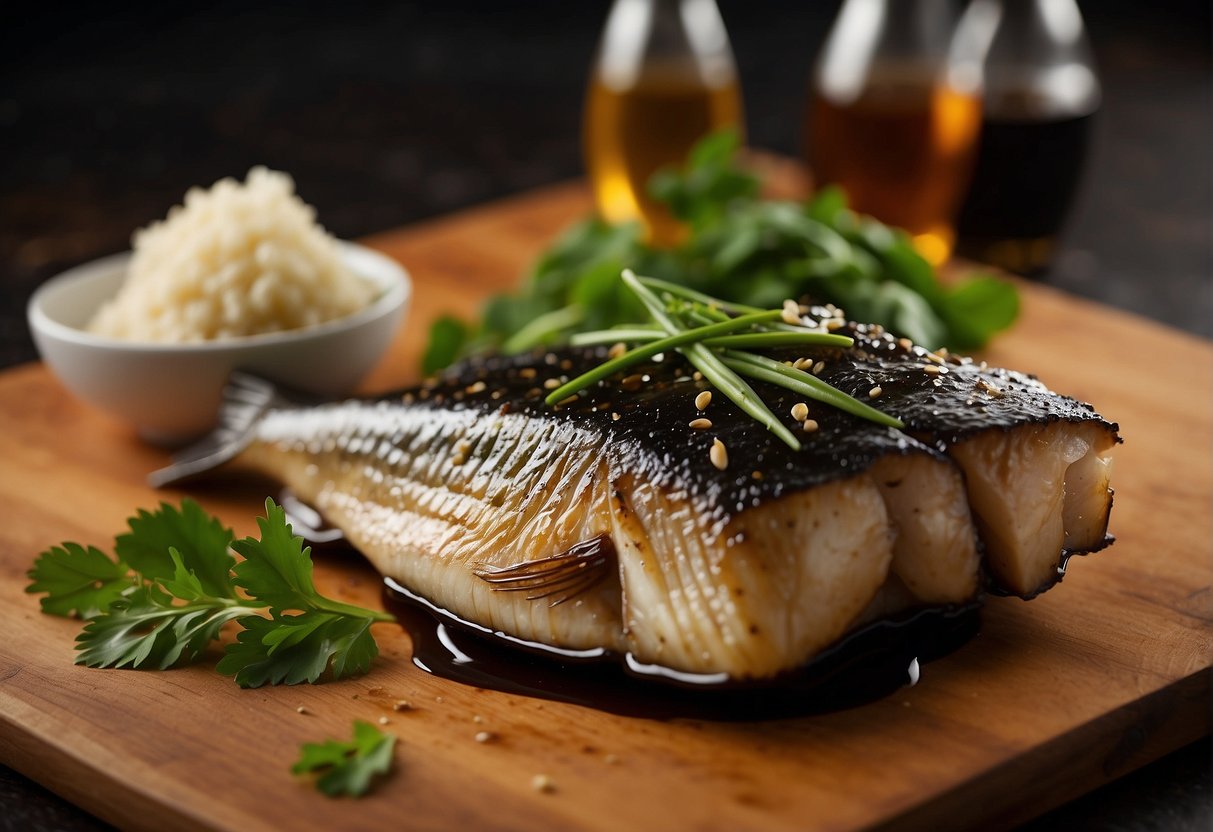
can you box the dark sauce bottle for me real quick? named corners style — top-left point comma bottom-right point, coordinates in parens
top-left (955, 0), bottom-right (1101, 275)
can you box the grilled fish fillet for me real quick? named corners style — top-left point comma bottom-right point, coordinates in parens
top-left (152, 322), bottom-right (1118, 679)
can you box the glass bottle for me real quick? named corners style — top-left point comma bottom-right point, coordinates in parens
top-left (806, 0), bottom-right (984, 266)
top-left (955, 0), bottom-right (1101, 275)
top-left (584, 0), bottom-right (744, 247)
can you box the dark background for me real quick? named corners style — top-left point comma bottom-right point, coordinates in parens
top-left (1, 1), bottom-right (1209, 829)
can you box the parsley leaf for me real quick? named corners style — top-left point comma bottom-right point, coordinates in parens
top-left (26, 542), bottom-right (134, 618)
top-left (215, 498), bottom-right (394, 688)
top-left (115, 499), bottom-right (236, 598)
top-left (292, 720), bottom-right (396, 797)
top-left (28, 498), bottom-right (394, 686)
top-left (217, 612), bottom-right (379, 687)
top-left (230, 499), bottom-right (321, 614)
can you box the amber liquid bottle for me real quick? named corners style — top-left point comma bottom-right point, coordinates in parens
top-left (807, 0), bottom-right (983, 266)
top-left (584, 0), bottom-right (743, 247)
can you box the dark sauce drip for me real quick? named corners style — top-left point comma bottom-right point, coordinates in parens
top-left (383, 579), bottom-right (979, 721)
top-left (282, 489), bottom-right (981, 720)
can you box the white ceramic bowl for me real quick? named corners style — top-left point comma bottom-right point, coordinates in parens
top-left (28, 242), bottom-right (410, 444)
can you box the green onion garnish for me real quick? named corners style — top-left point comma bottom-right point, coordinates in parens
top-left (544, 270), bottom-right (903, 444)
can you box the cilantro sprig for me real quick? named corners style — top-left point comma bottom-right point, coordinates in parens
top-left (27, 498), bottom-right (394, 687)
top-left (423, 129), bottom-right (1019, 372)
top-left (292, 720), bottom-right (397, 797)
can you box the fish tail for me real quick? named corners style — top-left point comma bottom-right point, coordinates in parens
top-left (147, 372), bottom-right (290, 487)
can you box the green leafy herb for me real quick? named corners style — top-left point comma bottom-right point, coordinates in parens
top-left (292, 720), bottom-right (396, 797)
top-left (26, 542), bottom-right (136, 619)
top-left (424, 129), bottom-right (1018, 369)
top-left (27, 498), bottom-right (394, 687)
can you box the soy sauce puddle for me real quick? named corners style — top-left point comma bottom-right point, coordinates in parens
top-left (282, 489), bottom-right (981, 721)
top-left (384, 578), bottom-right (980, 721)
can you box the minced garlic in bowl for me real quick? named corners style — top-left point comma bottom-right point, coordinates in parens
top-left (89, 167), bottom-right (375, 342)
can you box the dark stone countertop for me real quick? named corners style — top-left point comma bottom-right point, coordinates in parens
top-left (1, 1), bottom-right (1208, 829)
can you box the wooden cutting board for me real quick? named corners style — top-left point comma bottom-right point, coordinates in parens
top-left (1, 179), bottom-right (1210, 832)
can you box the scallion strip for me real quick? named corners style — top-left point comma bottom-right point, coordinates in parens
top-left (635, 277), bottom-right (767, 316)
top-left (544, 309), bottom-right (785, 406)
top-left (706, 332), bottom-right (852, 350)
top-left (501, 304), bottom-right (584, 354)
top-left (721, 351), bottom-right (904, 429)
top-left (570, 329), bottom-right (853, 350)
top-left (569, 327), bottom-right (663, 346)
top-left (622, 270), bottom-right (802, 450)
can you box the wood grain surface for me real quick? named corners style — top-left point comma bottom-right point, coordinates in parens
top-left (1, 179), bottom-right (1210, 832)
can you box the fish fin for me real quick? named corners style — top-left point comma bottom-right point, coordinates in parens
top-left (147, 372), bottom-right (284, 488)
top-left (472, 534), bottom-right (613, 607)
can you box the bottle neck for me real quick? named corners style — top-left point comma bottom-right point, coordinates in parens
top-left (596, 0), bottom-right (736, 91)
top-left (982, 0), bottom-right (1101, 119)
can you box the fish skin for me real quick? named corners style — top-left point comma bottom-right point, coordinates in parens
top-left (154, 322), bottom-right (1118, 677)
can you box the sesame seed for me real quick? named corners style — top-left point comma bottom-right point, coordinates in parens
top-left (543, 378), bottom-right (561, 390)
top-left (466, 381), bottom-right (487, 394)
top-left (897, 338), bottom-right (913, 350)
top-left (620, 373), bottom-right (644, 391)
top-left (689, 418), bottom-right (713, 430)
top-left (611, 412), bottom-right (621, 421)
top-left (393, 700), bottom-right (411, 711)
top-left (790, 402), bottom-right (809, 422)
top-left (695, 390), bottom-right (712, 410)
top-left (473, 714), bottom-right (485, 724)
top-left (803, 419), bottom-right (819, 433)
top-left (751, 470), bottom-right (763, 480)
top-left (781, 299), bottom-right (801, 325)
top-left (295, 706), bottom-right (310, 715)
top-left (925, 352), bottom-right (946, 365)
top-left (531, 774), bottom-right (555, 793)
top-left (556, 395), bottom-right (580, 407)
top-left (825, 319), bottom-right (844, 331)
top-left (792, 357), bottom-right (811, 371)
top-left (710, 439), bottom-right (729, 470)
top-left (378, 716), bottom-right (390, 726)
top-left (692, 371), bottom-right (703, 381)
top-left (812, 361), bottom-right (825, 375)
top-left (474, 731), bottom-right (495, 743)
top-left (608, 342), bottom-right (627, 359)
top-left (519, 367), bottom-right (537, 379)
top-left (921, 364), bottom-right (941, 375)
top-left (869, 386), bottom-right (883, 399)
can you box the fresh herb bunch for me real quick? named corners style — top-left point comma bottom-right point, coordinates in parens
top-left (422, 130), bottom-right (1018, 373)
top-left (26, 498), bottom-right (395, 688)
top-left (293, 720), bottom-right (397, 797)
top-left (548, 271), bottom-right (902, 450)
